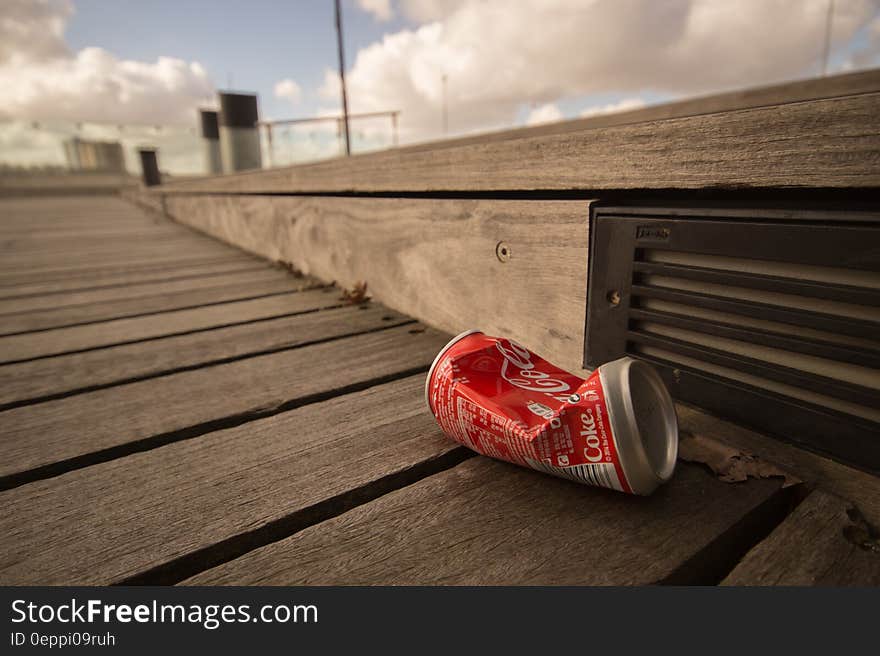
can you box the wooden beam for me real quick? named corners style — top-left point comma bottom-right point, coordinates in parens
top-left (0, 259), bottom-right (268, 299)
top-left (0, 303), bottom-right (409, 409)
top-left (0, 375), bottom-right (463, 584)
top-left (162, 195), bottom-right (592, 373)
top-left (676, 405), bottom-right (880, 527)
top-left (0, 288), bottom-right (336, 363)
top-left (721, 490), bottom-right (880, 585)
top-left (0, 272), bottom-right (314, 335)
top-left (394, 69), bottom-right (880, 153)
top-left (0, 324), bottom-right (448, 484)
top-left (185, 456), bottom-right (782, 585)
top-left (155, 91), bottom-right (880, 194)
top-left (0, 268), bottom-right (299, 315)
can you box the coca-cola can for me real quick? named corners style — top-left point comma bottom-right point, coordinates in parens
top-left (425, 330), bottom-right (678, 495)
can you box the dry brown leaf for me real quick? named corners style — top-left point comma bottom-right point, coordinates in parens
top-left (275, 260), bottom-right (303, 277)
top-left (679, 432), bottom-right (800, 487)
top-left (340, 280), bottom-right (369, 304)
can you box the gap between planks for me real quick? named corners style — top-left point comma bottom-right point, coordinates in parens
top-left (0, 324), bottom-right (449, 490)
top-left (0, 305), bottom-right (412, 412)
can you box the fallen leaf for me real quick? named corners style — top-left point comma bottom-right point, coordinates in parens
top-left (679, 432), bottom-right (800, 487)
top-left (340, 280), bottom-right (369, 304)
top-left (275, 260), bottom-right (303, 277)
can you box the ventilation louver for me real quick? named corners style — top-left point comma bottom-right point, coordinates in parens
top-left (584, 205), bottom-right (880, 473)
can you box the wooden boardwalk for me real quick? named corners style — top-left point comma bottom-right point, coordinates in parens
top-left (1, 195), bottom-right (877, 586)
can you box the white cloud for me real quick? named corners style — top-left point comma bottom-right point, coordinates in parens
top-left (526, 103), bottom-right (563, 125)
top-left (398, 0), bottom-right (469, 23)
top-left (0, 0), bottom-right (71, 64)
top-left (274, 78), bottom-right (302, 105)
top-left (357, 0), bottom-right (394, 22)
top-left (336, 0), bottom-right (880, 143)
top-left (579, 97), bottom-right (646, 118)
top-left (0, 0), bottom-right (215, 125)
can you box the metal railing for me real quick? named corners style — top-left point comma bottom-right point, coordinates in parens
top-left (1, 110), bottom-right (401, 178)
top-left (259, 110), bottom-right (399, 168)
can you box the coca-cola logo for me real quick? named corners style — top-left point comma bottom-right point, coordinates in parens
top-left (580, 410), bottom-right (603, 463)
top-left (496, 339), bottom-right (571, 399)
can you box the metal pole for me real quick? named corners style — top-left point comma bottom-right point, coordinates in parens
top-left (442, 74), bottom-right (448, 135)
top-left (334, 0), bottom-right (351, 156)
top-left (821, 0), bottom-right (835, 76)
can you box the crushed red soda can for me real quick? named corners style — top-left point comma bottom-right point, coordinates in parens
top-left (425, 330), bottom-right (678, 495)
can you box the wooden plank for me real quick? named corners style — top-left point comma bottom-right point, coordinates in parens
top-left (0, 258), bottom-right (268, 300)
top-left (722, 490), bottom-right (880, 585)
top-left (0, 303), bottom-right (409, 409)
top-left (0, 288), bottom-right (337, 362)
top-left (0, 195), bottom-right (142, 222)
top-left (0, 254), bottom-right (258, 289)
top-left (676, 404), bottom-right (880, 528)
top-left (0, 273), bottom-right (315, 335)
top-left (0, 236), bottom-right (225, 260)
top-left (0, 174), bottom-right (134, 197)
top-left (0, 198), bottom-right (186, 234)
top-left (0, 253), bottom-right (258, 286)
top-left (157, 92), bottom-right (880, 194)
top-left (185, 456), bottom-right (782, 585)
top-left (0, 267), bottom-right (294, 315)
top-left (0, 241), bottom-right (238, 272)
top-left (0, 323), bottom-right (448, 483)
top-left (0, 375), bottom-right (462, 585)
top-left (163, 195), bottom-right (592, 373)
top-left (393, 69), bottom-right (880, 154)
top-left (120, 186), bottom-right (165, 216)
top-left (1, 224), bottom-right (201, 246)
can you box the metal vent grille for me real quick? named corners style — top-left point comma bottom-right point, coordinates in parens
top-left (584, 206), bottom-right (880, 473)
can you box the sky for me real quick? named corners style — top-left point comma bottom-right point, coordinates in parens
top-left (2, 0), bottom-right (880, 164)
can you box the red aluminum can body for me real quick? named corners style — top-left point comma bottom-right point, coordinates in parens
top-left (425, 330), bottom-right (678, 495)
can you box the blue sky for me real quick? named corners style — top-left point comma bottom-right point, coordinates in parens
top-left (58, 0), bottom-right (880, 135)
top-left (3, 0), bottom-right (880, 148)
top-left (64, 0), bottom-right (409, 121)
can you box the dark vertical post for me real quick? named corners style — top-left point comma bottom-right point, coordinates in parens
top-left (218, 92), bottom-right (262, 172)
top-left (334, 0), bottom-right (351, 156)
top-left (199, 109), bottom-right (222, 174)
top-left (138, 148), bottom-right (161, 187)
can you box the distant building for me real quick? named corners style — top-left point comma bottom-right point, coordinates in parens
top-left (64, 138), bottom-right (126, 173)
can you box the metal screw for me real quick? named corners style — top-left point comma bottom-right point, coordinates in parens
top-left (568, 393), bottom-right (581, 403)
top-left (495, 241), bottom-right (511, 263)
top-left (606, 290), bottom-right (621, 306)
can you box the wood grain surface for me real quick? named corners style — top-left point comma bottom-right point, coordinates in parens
top-left (0, 375), bottom-right (463, 585)
top-left (0, 303), bottom-right (409, 408)
top-left (0, 323), bottom-right (449, 481)
top-left (156, 92), bottom-right (880, 194)
top-left (722, 490), bottom-right (880, 585)
top-left (0, 267), bottom-right (303, 315)
top-left (0, 259), bottom-right (269, 300)
top-left (163, 195), bottom-right (593, 373)
top-left (0, 273), bottom-right (315, 335)
top-left (677, 404), bottom-right (880, 527)
top-left (186, 456), bottom-right (782, 585)
top-left (0, 288), bottom-right (335, 363)
top-left (0, 254), bottom-right (256, 287)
